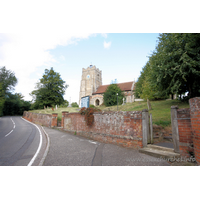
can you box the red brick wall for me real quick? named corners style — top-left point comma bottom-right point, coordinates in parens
top-left (177, 108), bottom-right (193, 158)
top-left (63, 111), bottom-right (143, 149)
top-left (189, 97), bottom-right (200, 165)
top-left (23, 111), bottom-right (56, 128)
top-left (51, 113), bottom-right (58, 127)
top-left (61, 111), bottom-right (69, 128)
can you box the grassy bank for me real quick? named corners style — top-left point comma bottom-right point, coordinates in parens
top-left (29, 100), bottom-right (189, 126)
top-left (30, 107), bottom-right (80, 121)
top-left (100, 100), bottom-right (189, 127)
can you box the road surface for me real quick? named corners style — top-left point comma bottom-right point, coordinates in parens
top-left (0, 116), bottom-right (170, 166)
top-left (0, 116), bottom-right (47, 166)
top-left (43, 127), bottom-right (170, 166)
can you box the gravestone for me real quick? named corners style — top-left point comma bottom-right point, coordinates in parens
top-left (147, 99), bottom-right (152, 110)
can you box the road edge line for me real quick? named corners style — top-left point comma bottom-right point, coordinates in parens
top-left (21, 117), bottom-right (43, 166)
top-left (38, 126), bottom-right (50, 166)
top-left (5, 117), bottom-right (15, 137)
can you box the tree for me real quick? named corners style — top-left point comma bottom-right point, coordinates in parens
top-left (134, 61), bottom-right (168, 100)
top-left (71, 102), bottom-right (79, 107)
top-left (3, 92), bottom-right (31, 116)
top-left (30, 68), bottom-right (68, 109)
top-left (0, 66), bottom-right (17, 95)
top-left (0, 66), bottom-right (18, 116)
top-left (150, 33), bottom-right (200, 99)
top-left (103, 84), bottom-right (125, 106)
top-left (0, 82), bottom-right (5, 116)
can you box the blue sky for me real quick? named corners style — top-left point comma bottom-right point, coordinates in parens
top-left (1, 1), bottom-right (198, 105)
top-left (0, 33), bottom-right (159, 104)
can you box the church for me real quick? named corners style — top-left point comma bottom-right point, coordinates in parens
top-left (79, 65), bottom-right (135, 107)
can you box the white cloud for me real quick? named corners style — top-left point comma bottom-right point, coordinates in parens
top-left (104, 41), bottom-right (111, 49)
top-left (101, 33), bottom-right (108, 38)
top-left (0, 33), bottom-right (94, 101)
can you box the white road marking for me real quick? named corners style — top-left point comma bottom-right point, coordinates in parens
top-left (39, 126), bottom-right (50, 166)
top-left (5, 117), bottom-right (15, 137)
top-left (5, 130), bottom-right (13, 137)
top-left (88, 140), bottom-right (97, 144)
top-left (21, 117), bottom-right (42, 166)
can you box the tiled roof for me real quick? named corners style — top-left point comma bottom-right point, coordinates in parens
top-left (92, 81), bottom-right (135, 95)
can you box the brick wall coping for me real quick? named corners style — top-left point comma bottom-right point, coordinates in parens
top-left (26, 111), bottom-right (52, 117)
top-left (64, 111), bottom-right (143, 116)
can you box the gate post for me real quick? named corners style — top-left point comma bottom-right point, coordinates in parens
top-left (150, 113), bottom-right (153, 144)
top-left (142, 109), bottom-right (149, 147)
top-left (171, 106), bottom-right (180, 153)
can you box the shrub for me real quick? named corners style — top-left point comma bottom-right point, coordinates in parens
top-left (71, 102), bottom-right (79, 107)
top-left (79, 107), bottom-right (101, 126)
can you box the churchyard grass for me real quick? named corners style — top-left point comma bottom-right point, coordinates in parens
top-left (29, 100), bottom-right (189, 127)
top-left (100, 99), bottom-right (189, 127)
top-left (30, 107), bottom-right (80, 121)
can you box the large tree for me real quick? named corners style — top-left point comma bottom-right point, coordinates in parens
top-left (134, 61), bottom-right (168, 100)
top-left (0, 66), bottom-right (17, 94)
top-left (0, 66), bottom-right (18, 116)
top-left (31, 67), bottom-right (68, 108)
top-left (150, 33), bottom-right (200, 99)
top-left (3, 93), bottom-right (31, 116)
top-left (103, 84), bottom-right (125, 106)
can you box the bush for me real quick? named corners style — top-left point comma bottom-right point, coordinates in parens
top-left (89, 104), bottom-right (95, 108)
top-left (71, 102), bottom-right (79, 107)
top-left (79, 107), bottom-right (101, 126)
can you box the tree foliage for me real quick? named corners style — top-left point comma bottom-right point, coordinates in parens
top-left (0, 66), bottom-right (17, 94)
top-left (134, 33), bottom-right (200, 100)
top-left (0, 82), bottom-right (5, 116)
top-left (3, 93), bottom-right (31, 116)
top-left (134, 61), bottom-right (168, 100)
top-left (30, 67), bottom-right (68, 109)
top-left (103, 84), bottom-right (125, 106)
top-left (71, 102), bottom-right (79, 107)
top-left (0, 66), bottom-right (18, 116)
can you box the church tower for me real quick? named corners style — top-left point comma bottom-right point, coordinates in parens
top-left (79, 65), bottom-right (102, 106)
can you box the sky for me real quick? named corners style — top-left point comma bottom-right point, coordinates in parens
top-left (0, 0), bottom-right (199, 105)
top-left (1, 0), bottom-right (199, 197)
top-left (0, 33), bottom-right (159, 104)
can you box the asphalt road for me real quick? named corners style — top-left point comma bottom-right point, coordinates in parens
top-left (0, 116), bottom-right (47, 166)
top-left (0, 117), bottom-right (170, 166)
top-left (43, 127), bottom-right (170, 166)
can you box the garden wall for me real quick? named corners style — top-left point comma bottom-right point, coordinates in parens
top-left (177, 108), bottom-right (193, 157)
top-left (23, 111), bottom-right (58, 127)
top-left (189, 97), bottom-right (200, 165)
top-left (62, 111), bottom-right (145, 149)
top-left (171, 97), bottom-right (200, 165)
